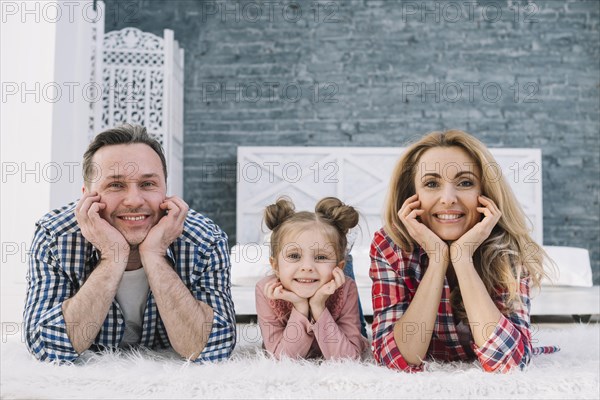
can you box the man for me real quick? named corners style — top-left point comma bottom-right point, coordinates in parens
top-left (23, 124), bottom-right (236, 362)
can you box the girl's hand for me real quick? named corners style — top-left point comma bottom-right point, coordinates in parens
top-left (398, 194), bottom-right (449, 265)
top-left (264, 279), bottom-right (309, 317)
top-left (450, 195), bottom-right (502, 263)
top-left (309, 267), bottom-right (345, 320)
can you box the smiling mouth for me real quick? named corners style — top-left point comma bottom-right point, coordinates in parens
top-left (295, 279), bottom-right (318, 284)
top-left (118, 216), bottom-right (148, 221)
top-left (434, 214), bottom-right (464, 221)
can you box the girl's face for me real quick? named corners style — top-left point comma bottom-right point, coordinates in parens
top-left (413, 146), bottom-right (482, 241)
top-left (271, 227), bottom-right (343, 299)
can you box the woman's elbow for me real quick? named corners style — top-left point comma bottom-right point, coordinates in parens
top-left (373, 344), bottom-right (423, 372)
top-left (481, 351), bottom-right (531, 373)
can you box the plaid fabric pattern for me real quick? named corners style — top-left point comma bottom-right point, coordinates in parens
top-left (532, 346), bottom-right (561, 355)
top-left (370, 228), bottom-right (539, 373)
top-left (24, 202), bottom-right (236, 363)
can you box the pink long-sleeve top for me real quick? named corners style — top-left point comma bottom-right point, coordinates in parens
top-left (255, 275), bottom-right (368, 360)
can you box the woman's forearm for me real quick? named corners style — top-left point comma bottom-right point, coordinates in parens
top-left (453, 259), bottom-right (502, 346)
top-left (393, 259), bottom-right (447, 365)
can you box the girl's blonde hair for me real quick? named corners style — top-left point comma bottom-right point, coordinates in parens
top-left (265, 197), bottom-right (359, 264)
top-left (383, 129), bottom-right (551, 319)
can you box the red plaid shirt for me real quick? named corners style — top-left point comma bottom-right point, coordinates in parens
top-left (370, 228), bottom-right (534, 373)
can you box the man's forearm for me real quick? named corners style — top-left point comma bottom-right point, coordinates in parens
top-left (142, 254), bottom-right (214, 359)
top-left (62, 259), bottom-right (126, 354)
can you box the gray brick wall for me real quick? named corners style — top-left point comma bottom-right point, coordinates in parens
top-left (104, 0), bottom-right (600, 283)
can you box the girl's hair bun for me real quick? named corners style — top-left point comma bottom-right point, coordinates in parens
top-left (315, 197), bottom-right (359, 235)
top-left (264, 196), bottom-right (296, 231)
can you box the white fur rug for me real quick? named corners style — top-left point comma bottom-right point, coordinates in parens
top-left (1, 323), bottom-right (598, 399)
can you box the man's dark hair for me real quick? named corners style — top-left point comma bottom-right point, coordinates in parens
top-left (83, 124), bottom-right (167, 187)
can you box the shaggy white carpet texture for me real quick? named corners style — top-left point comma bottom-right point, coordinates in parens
top-left (1, 323), bottom-right (598, 399)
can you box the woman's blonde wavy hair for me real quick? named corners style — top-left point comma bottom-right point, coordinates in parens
top-left (383, 130), bottom-right (552, 319)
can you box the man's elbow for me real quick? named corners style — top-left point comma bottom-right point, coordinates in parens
top-left (187, 338), bottom-right (235, 363)
top-left (191, 328), bottom-right (236, 362)
top-left (173, 333), bottom-right (212, 361)
top-left (175, 345), bottom-right (204, 361)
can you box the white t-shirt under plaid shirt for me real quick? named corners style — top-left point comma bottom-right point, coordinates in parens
top-left (24, 202), bottom-right (236, 362)
top-left (115, 267), bottom-right (149, 347)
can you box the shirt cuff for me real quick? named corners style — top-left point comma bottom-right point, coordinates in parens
top-left (29, 303), bottom-right (79, 362)
top-left (375, 328), bottom-right (423, 372)
top-left (472, 314), bottom-right (523, 372)
top-left (196, 310), bottom-right (235, 362)
top-left (311, 308), bottom-right (334, 329)
top-left (289, 306), bottom-right (313, 333)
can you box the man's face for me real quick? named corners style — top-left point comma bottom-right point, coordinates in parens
top-left (84, 143), bottom-right (167, 247)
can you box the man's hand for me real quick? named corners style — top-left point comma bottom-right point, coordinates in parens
top-left (75, 191), bottom-right (129, 263)
top-left (66, 191), bottom-right (130, 353)
top-left (264, 279), bottom-right (309, 317)
top-left (139, 196), bottom-right (188, 257)
top-left (398, 194), bottom-right (449, 265)
top-left (309, 266), bottom-right (345, 321)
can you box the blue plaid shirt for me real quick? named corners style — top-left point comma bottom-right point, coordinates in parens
top-left (24, 202), bottom-right (236, 362)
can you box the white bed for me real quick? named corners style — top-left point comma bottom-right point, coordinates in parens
top-left (231, 146), bottom-right (599, 320)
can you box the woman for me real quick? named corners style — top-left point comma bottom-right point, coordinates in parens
top-left (370, 130), bottom-right (556, 373)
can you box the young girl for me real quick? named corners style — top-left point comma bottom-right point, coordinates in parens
top-left (255, 197), bottom-right (368, 360)
top-left (371, 130), bottom-right (558, 373)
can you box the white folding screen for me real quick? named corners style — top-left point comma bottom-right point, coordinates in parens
top-left (90, 24), bottom-right (184, 197)
top-left (236, 147), bottom-right (543, 248)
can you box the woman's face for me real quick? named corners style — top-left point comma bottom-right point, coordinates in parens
top-left (413, 146), bottom-right (482, 241)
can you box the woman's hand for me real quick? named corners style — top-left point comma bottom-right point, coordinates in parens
top-left (450, 195), bottom-right (502, 263)
top-left (309, 267), bottom-right (345, 320)
top-left (264, 279), bottom-right (309, 317)
top-left (398, 194), bottom-right (449, 265)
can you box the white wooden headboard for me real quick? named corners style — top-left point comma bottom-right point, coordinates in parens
top-left (236, 147), bottom-right (543, 248)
